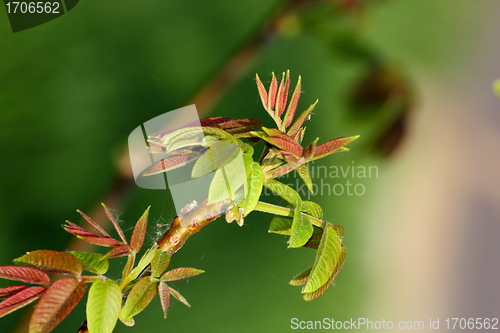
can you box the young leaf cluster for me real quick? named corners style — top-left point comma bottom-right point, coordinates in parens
top-left (0, 71), bottom-right (359, 333)
top-left (0, 206), bottom-right (203, 333)
top-left (145, 71), bottom-right (357, 300)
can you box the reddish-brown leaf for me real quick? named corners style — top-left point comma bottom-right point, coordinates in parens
top-left (29, 278), bottom-right (87, 333)
top-left (158, 282), bottom-right (170, 318)
top-left (101, 204), bottom-right (128, 244)
top-left (0, 266), bottom-right (50, 286)
top-left (303, 138), bottom-right (318, 160)
top-left (287, 99), bottom-right (317, 138)
top-left (283, 75), bottom-right (302, 129)
top-left (255, 74), bottom-right (268, 111)
top-left (200, 117), bottom-right (233, 127)
top-left (63, 222), bottom-right (123, 247)
top-left (267, 72), bottom-right (278, 112)
top-left (104, 245), bottom-right (132, 259)
top-left (261, 127), bottom-right (298, 143)
top-left (14, 250), bottom-right (83, 276)
top-left (265, 137), bottom-right (303, 158)
top-left (269, 164), bottom-right (296, 179)
top-left (0, 286), bottom-right (46, 318)
top-left (276, 70), bottom-right (290, 117)
top-left (0, 286), bottom-right (28, 299)
top-left (142, 155), bottom-right (199, 176)
top-left (161, 267), bottom-right (204, 282)
top-left (311, 136), bottom-right (360, 161)
top-left (76, 210), bottom-right (111, 238)
top-left (130, 207), bottom-right (150, 253)
top-left (295, 128), bottom-right (306, 144)
top-left (217, 118), bottom-right (264, 136)
top-left (148, 117), bottom-right (233, 140)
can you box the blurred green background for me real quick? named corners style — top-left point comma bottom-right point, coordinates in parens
top-left (1, 1), bottom-right (500, 332)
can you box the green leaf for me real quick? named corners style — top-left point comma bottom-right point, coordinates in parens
top-left (289, 208), bottom-right (314, 248)
top-left (130, 206), bottom-right (150, 253)
top-left (207, 150), bottom-right (246, 204)
top-left (191, 141), bottom-right (239, 178)
top-left (168, 287), bottom-right (190, 307)
top-left (302, 223), bottom-right (343, 294)
top-left (87, 279), bottom-right (121, 333)
top-left (67, 252), bottom-right (109, 275)
top-left (155, 126), bottom-right (201, 149)
top-left (264, 179), bottom-right (302, 207)
top-left (151, 249), bottom-right (171, 278)
top-left (242, 153), bottom-right (254, 197)
top-left (14, 250), bottom-right (83, 276)
top-left (166, 129), bottom-right (205, 152)
top-left (243, 163), bottom-right (264, 216)
top-left (125, 246), bottom-right (157, 285)
top-left (29, 278), bottom-right (87, 333)
top-left (161, 267), bottom-right (204, 282)
top-left (303, 245), bottom-right (346, 301)
top-left (301, 201), bottom-right (323, 219)
top-left (268, 215), bottom-right (293, 235)
top-left (296, 164), bottom-right (313, 193)
top-left (120, 277), bottom-right (158, 324)
top-left (289, 267), bottom-right (312, 286)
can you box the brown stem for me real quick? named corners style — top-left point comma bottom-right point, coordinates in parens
top-left (157, 198), bottom-right (229, 254)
